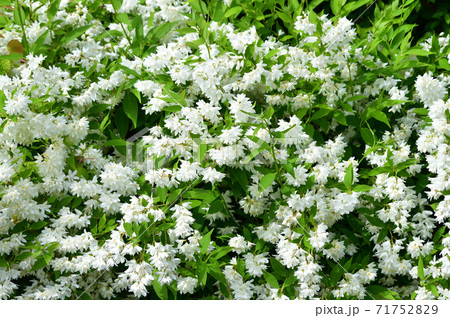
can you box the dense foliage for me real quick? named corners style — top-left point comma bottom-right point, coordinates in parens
top-left (1, 0), bottom-right (450, 300)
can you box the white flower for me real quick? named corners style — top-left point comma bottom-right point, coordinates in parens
top-left (309, 223), bottom-right (329, 249)
top-left (227, 27), bottom-right (258, 54)
top-left (201, 167), bottom-right (225, 185)
top-left (415, 72), bottom-right (447, 106)
top-left (0, 163), bottom-right (15, 183)
top-left (220, 126), bottom-right (242, 145)
top-left (175, 161), bottom-right (200, 182)
top-left (244, 253), bottom-right (269, 276)
top-left (229, 94), bottom-right (255, 123)
top-left (4, 92), bottom-right (32, 116)
top-left (171, 203), bottom-right (194, 238)
top-left (229, 235), bottom-right (253, 254)
top-left (407, 237), bottom-right (424, 258)
top-left (294, 13), bottom-right (316, 35)
top-left (177, 277), bottom-right (198, 294)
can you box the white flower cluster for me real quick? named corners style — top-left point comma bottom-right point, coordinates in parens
top-left (0, 0), bottom-right (449, 300)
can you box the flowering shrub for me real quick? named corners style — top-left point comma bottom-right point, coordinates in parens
top-left (1, 0), bottom-right (450, 300)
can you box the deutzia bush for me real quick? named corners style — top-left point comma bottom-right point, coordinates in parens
top-left (1, 0), bottom-right (450, 300)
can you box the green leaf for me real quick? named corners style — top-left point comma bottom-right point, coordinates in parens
top-left (283, 275), bottom-right (297, 288)
top-left (371, 110), bottom-right (391, 128)
top-left (146, 21), bottom-right (179, 43)
top-left (230, 169), bottom-right (248, 193)
top-left (243, 144), bottom-right (269, 164)
top-left (29, 221), bottom-right (47, 230)
top-left (155, 222), bottom-right (174, 232)
top-left (380, 99), bottom-right (410, 109)
top-left (60, 24), bottom-right (94, 45)
top-left (114, 106), bottom-right (129, 139)
top-left (162, 105), bottom-right (182, 113)
top-left (102, 139), bottom-right (128, 147)
top-left (112, 0), bottom-right (123, 11)
top-left (418, 255), bottom-right (424, 280)
top-left (154, 187), bottom-right (167, 203)
top-left (391, 30), bottom-right (406, 50)
top-left (123, 223), bottom-right (133, 237)
top-left (13, 0), bottom-right (26, 26)
top-left (176, 27), bottom-right (197, 35)
top-left (377, 228), bottom-right (389, 243)
top-left (118, 64), bottom-right (140, 78)
top-left (243, 226), bottom-right (252, 241)
top-left (433, 226), bottom-right (446, 244)
top-left (270, 257), bottom-right (287, 276)
top-left (345, 94), bottom-right (366, 102)
top-left (396, 158), bottom-right (417, 172)
top-left (98, 214), bottom-right (106, 231)
top-left (95, 30), bottom-right (123, 41)
top-left (344, 163), bottom-right (353, 189)
top-left (404, 48), bottom-right (432, 56)
top-left (366, 285), bottom-right (398, 300)
top-left (208, 199), bottom-right (224, 214)
top-left (396, 60), bottom-right (429, 70)
top-left (210, 246), bottom-right (232, 259)
top-left (115, 13), bottom-right (129, 25)
top-left (43, 252), bottom-right (53, 264)
top-left (199, 229), bottom-right (214, 255)
top-left (32, 30), bottom-right (49, 54)
top-left (0, 258), bottom-right (8, 268)
top-left (33, 249), bottom-right (42, 258)
top-left (58, 197), bottom-right (73, 208)
top-left (0, 53), bottom-right (22, 60)
top-left (46, 242), bottom-right (60, 253)
top-left (334, 111), bottom-right (347, 126)
top-left (367, 166), bottom-right (392, 176)
top-left (263, 270), bottom-right (279, 289)
top-left (330, 263), bottom-right (344, 286)
top-left (123, 91), bottom-right (138, 128)
top-left (330, 0), bottom-right (345, 16)
top-left (428, 284), bottom-right (439, 297)
top-left (165, 89), bottom-right (187, 107)
top-left (131, 15), bottom-right (144, 55)
top-left (152, 279), bottom-right (168, 299)
top-left (72, 197), bottom-right (83, 208)
top-left (413, 108), bottom-right (429, 116)
top-left (264, 49), bottom-right (280, 60)
top-left (30, 257), bottom-right (48, 271)
top-left (47, 0), bottom-right (61, 21)
top-left (261, 106), bottom-right (274, 120)
top-left (197, 262), bottom-right (208, 286)
top-left (438, 58), bottom-right (450, 71)
top-left (132, 88), bottom-right (141, 104)
top-left (99, 113), bottom-right (110, 134)
top-left (296, 108), bottom-right (308, 120)
top-left (259, 172), bottom-right (276, 192)
top-left (353, 185), bottom-right (372, 192)
top-left (16, 252), bottom-right (31, 261)
top-left (340, 226), bottom-right (359, 245)
top-left (224, 6), bottom-right (242, 19)
top-left (208, 266), bottom-right (227, 290)
top-left (308, 7), bottom-right (320, 24)
top-left (359, 209), bottom-right (386, 228)
top-left (188, 0), bottom-right (208, 14)
top-left (311, 108), bottom-right (331, 120)
top-left (341, 0), bottom-right (372, 16)
top-left (431, 35), bottom-right (440, 54)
